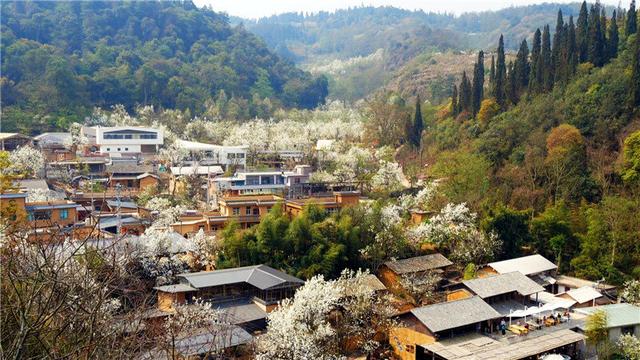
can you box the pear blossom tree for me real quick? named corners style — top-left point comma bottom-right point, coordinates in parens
top-left (371, 161), bottom-right (406, 193)
top-left (621, 280), bottom-right (640, 306)
top-left (410, 203), bottom-right (501, 264)
top-left (256, 270), bottom-right (395, 359)
top-left (6, 146), bottom-right (45, 178)
top-left (617, 334), bottom-right (640, 359)
top-left (399, 271), bottom-right (442, 305)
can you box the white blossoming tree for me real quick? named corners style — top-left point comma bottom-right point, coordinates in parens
top-left (411, 203), bottom-right (501, 264)
top-left (7, 146), bottom-right (45, 178)
top-left (371, 160), bottom-right (406, 194)
top-left (257, 270), bottom-right (395, 359)
top-left (617, 334), bottom-right (640, 360)
top-left (399, 270), bottom-right (442, 305)
top-left (621, 280), bottom-right (640, 306)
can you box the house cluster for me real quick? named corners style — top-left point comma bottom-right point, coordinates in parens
top-left (1, 127), bottom-right (352, 241)
top-left (3, 129), bottom-right (638, 359)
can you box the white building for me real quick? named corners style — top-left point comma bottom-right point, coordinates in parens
top-left (82, 126), bottom-right (164, 155)
top-left (175, 139), bottom-right (247, 169)
top-left (212, 165), bottom-right (312, 196)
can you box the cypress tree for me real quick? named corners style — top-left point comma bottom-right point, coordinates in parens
top-left (471, 50), bottom-right (485, 116)
top-left (495, 35), bottom-right (507, 108)
top-left (577, 1), bottom-right (589, 63)
top-left (489, 55), bottom-right (496, 90)
top-left (632, 20), bottom-right (640, 107)
top-left (609, 10), bottom-right (619, 60)
top-left (568, 16), bottom-right (578, 75)
top-left (459, 71), bottom-right (472, 114)
top-left (541, 25), bottom-right (553, 91)
top-left (601, 8), bottom-right (609, 64)
top-left (514, 39), bottom-right (530, 94)
top-left (627, 0), bottom-right (637, 36)
top-left (451, 84), bottom-right (458, 116)
top-left (507, 61), bottom-right (518, 105)
top-left (588, 3), bottom-right (604, 66)
top-left (530, 28), bottom-right (542, 93)
top-left (552, 10), bottom-right (565, 83)
top-left (411, 95), bottom-right (423, 147)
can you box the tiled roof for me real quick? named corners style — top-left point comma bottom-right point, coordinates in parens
top-left (411, 296), bottom-right (502, 333)
top-left (178, 264), bottom-right (304, 291)
top-left (384, 254), bottom-right (453, 275)
top-left (488, 254), bottom-right (557, 276)
top-left (462, 271), bottom-right (545, 299)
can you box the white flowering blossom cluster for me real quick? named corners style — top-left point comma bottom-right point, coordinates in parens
top-left (144, 197), bottom-right (172, 212)
top-left (621, 280), bottom-right (640, 306)
top-left (411, 203), bottom-right (501, 264)
top-left (371, 161), bottom-right (406, 193)
top-left (26, 188), bottom-right (65, 202)
top-left (5, 146), bottom-right (45, 178)
top-left (398, 181), bottom-right (439, 212)
top-left (257, 270), bottom-right (395, 359)
top-left (65, 122), bottom-right (89, 148)
top-left (399, 271), bottom-right (442, 305)
top-left (617, 334), bottom-right (640, 359)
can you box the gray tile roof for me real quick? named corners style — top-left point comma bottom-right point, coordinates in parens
top-left (107, 163), bottom-right (154, 174)
top-left (214, 300), bottom-right (268, 325)
top-left (575, 303), bottom-right (640, 328)
top-left (410, 296), bottom-right (502, 333)
top-left (488, 254), bottom-right (557, 276)
top-left (178, 264), bottom-right (304, 291)
top-left (462, 271), bottom-right (545, 299)
top-left (140, 325), bottom-right (252, 358)
top-left (16, 179), bottom-right (50, 191)
top-left (385, 253), bottom-right (453, 275)
top-left (153, 284), bottom-right (197, 293)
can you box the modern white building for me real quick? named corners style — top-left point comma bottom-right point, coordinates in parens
top-left (82, 126), bottom-right (164, 155)
top-left (212, 165), bottom-right (313, 196)
top-left (175, 139), bottom-right (248, 169)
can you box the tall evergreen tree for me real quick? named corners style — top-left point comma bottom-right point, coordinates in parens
top-left (541, 25), bottom-right (553, 91)
top-left (568, 16), bottom-right (578, 75)
top-left (411, 95), bottom-right (423, 147)
top-left (507, 61), bottom-right (518, 105)
top-left (632, 19), bottom-right (640, 107)
top-left (552, 10), bottom-right (566, 83)
top-left (495, 35), bottom-right (507, 108)
top-left (459, 71), bottom-right (472, 114)
top-left (471, 51), bottom-right (485, 116)
top-left (601, 7), bottom-right (610, 64)
top-left (451, 84), bottom-right (458, 116)
top-left (588, 3), bottom-right (605, 66)
top-left (514, 39), bottom-right (530, 94)
top-left (577, 1), bottom-right (590, 63)
top-left (530, 28), bottom-right (542, 93)
top-left (609, 10), bottom-right (620, 60)
top-left (489, 55), bottom-right (496, 90)
top-left (627, 0), bottom-right (637, 36)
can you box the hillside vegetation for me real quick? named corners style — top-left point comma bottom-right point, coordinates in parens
top-left (0, 0), bottom-right (328, 134)
top-left (366, 1), bottom-right (640, 283)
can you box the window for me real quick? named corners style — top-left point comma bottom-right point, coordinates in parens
top-left (253, 208), bottom-right (259, 215)
top-left (30, 210), bottom-right (51, 221)
top-left (59, 209), bottom-right (68, 220)
top-left (106, 148), bottom-right (111, 151)
top-left (125, 147), bottom-right (129, 151)
top-left (199, 225), bottom-right (205, 231)
top-left (139, 134), bottom-right (157, 139)
top-left (117, 148), bottom-right (121, 151)
top-left (246, 207), bottom-right (251, 215)
top-left (232, 207), bottom-right (240, 216)
top-left (622, 326), bottom-right (635, 336)
top-left (261, 176), bottom-right (273, 185)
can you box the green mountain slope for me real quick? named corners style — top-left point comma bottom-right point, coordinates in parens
top-left (0, 1), bottom-right (328, 134)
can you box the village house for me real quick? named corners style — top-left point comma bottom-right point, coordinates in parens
top-left (33, 132), bottom-right (75, 162)
top-left (168, 165), bottom-right (224, 201)
top-left (211, 165), bottom-right (313, 197)
top-left (553, 275), bottom-right (617, 297)
top-left (378, 253), bottom-right (454, 296)
top-left (154, 265), bottom-right (304, 330)
top-left (576, 303), bottom-right (640, 342)
top-left (175, 139), bottom-right (248, 170)
top-left (106, 163), bottom-right (159, 194)
top-left (81, 126), bottom-right (164, 155)
top-left (482, 254), bottom-right (558, 290)
top-left (0, 132), bottom-right (32, 151)
top-left (556, 286), bottom-right (609, 308)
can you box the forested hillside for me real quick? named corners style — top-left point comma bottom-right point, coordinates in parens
top-left (363, 1), bottom-right (640, 283)
top-left (238, 4), bottom-right (624, 102)
top-left (0, 1), bottom-right (328, 134)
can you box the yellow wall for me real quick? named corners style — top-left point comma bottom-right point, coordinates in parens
top-left (157, 291), bottom-right (185, 312)
top-left (389, 318), bottom-right (435, 360)
top-left (447, 289), bottom-right (473, 302)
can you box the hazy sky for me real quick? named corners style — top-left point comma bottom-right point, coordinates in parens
top-left (193, 0), bottom-right (621, 19)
